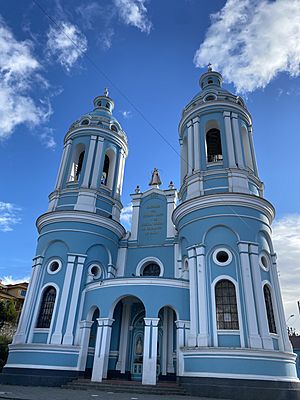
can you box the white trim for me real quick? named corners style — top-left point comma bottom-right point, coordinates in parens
top-left (180, 371), bottom-right (299, 382)
top-left (211, 275), bottom-right (244, 348)
top-left (259, 251), bottom-right (271, 271)
top-left (47, 258), bottom-right (63, 275)
top-left (173, 193), bottom-right (274, 226)
top-left (28, 282), bottom-right (60, 345)
top-left (86, 278), bottom-right (189, 292)
top-left (37, 211), bottom-right (126, 238)
top-left (9, 343), bottom-right (80, 352)
top-left (262, 280), bottom-right (282, 349)
top-left (136, 256), bottom-right (164, 277)
top-left (5, 363), bottom-right (79, 371)
top-left (212, 248), bottom-right (232, 266)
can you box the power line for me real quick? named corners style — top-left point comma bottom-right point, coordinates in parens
top-left (32, 0), bottom-right (259, 234)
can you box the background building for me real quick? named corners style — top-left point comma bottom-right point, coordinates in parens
top-left (1, 69), bottom-right (299, 399)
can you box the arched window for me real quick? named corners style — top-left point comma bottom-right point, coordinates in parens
top-left (142, 263), bottom-right (161, 276)
top-left (111, 125), bottom-right (118, 132)
top-left (36, 286), bottom-right (56, 328)
top-left (101, 154), bottom-right (110, 185)
top-left (69, 144), bottom-right (85, 182)
top-left (215, 280), bottom-right (239, 330)
top-left (206, 128), bottom-right (223, 163)
top-left (264, 285), bottom-right (277, 334)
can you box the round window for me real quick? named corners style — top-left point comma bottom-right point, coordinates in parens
top-left (47, 259), bottom-right (62, 274)
top-left (259, 253), bottom-right (270, 271)
top-left (142, 263), bottom-right (161, 277)
top-left (213, 248), bottom-right (232, 266)
top-left (89, 264), bottom-right (102, 279)
top-left (81, 119), bottom-right (89, 125)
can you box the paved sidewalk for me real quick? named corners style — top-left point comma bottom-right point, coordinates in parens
top-left (0, 384), bottom-right (226, 400)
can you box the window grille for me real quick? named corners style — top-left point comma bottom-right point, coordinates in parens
top-left (264, 285), bottom-right (277, 334)
top-left (215, 280), bottom-right (239, 330)
top-left (36, 287), bottom-right (56, 328)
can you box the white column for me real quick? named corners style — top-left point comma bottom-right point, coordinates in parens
top-left (90, 137), bottom-right (104, 189)
top-left (167, 309), bottom-right (174, 373)
top-left (231, 113), bottom-right (244, 168)
top-left (248, 126), bottom-right (259, 176)
top-left (142, 317), bottom-right (160, 385)
top-left (223, 111), bottom-right (236, 168)
top-left (82, 136), bottom-right (97, 188)
top-left (13, 256), bottom-right (44, 344)
top-left (55, 139), bottom-right (72, 190)
top-left (116, 247), bottom-right (127, 277)
top-left (116, 149), bottom-right (125, 195)
top-left (78, 320), bottom-right (94, 370)
top-left (116, 301), bottom-right (131, 373)
top-left (166, 193), bottom-right (176, 238)
top-left (179, 139), bottom-right (184, 183)
top-left (63, 256), bottom-right (86, 344)
top-left (130, 195), bottom-right (141, 241)
top-left (91, 318), bottom-right (114, 382)
top-left (249, 244), bottom-right (273, 349)
top-left (174, 242), bottom-right (181, 279)
top-left (270, 253), bottom-right (293, 352)
top-left (195, 245), bottom-right (208, 347)
top-left (51, 255), bottom-right (76, 344)
top-left (162, 307), bottom-right (168, 376)
top-left (187, 121), bottom-right (194, 175)
top-left (238, 242), bottom-right (262, 348)
top-left (175, 320), bottom-right (190, 376)
top-left (193, 117), bottom-right (200, 171)
top-left (187, 247), bottom-right (198, 347)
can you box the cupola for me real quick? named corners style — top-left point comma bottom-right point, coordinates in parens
top-left (93, 88), bottom-right (115, 114)
top-left (199, 64), bottom-right (223, 90)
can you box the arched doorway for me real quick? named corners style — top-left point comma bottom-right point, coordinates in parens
top-left (85, 308), bottom-right (99, 377)
top-left (108, 296), bottom-right (146, 381)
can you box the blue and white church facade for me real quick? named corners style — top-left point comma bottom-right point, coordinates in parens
top-left (2, 69), bottom-right (300, 399)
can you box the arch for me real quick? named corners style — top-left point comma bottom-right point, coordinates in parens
top-left (101, 148), bottom-right (116, 189)
top-left (86, 305), bottom-right (100, 322)
top-left (41, 239), bottom-right (69, 257)
top-left (157, 305), bottom-right (177, 376)
top-left (256, 230), bottom-right (274, 254)
top-left (202, 224), bottom-right (240, 244)
top-left (241, 125), bottom-right (254, 170)
top-left (136, 257), bottom-right (164, 277)
top-left (86, 243), bottom-right (112, 266)
top-left (158, 304), bottom-right (179, 321)
top-left (108, 294), bottom-right (145, 319)
top-left (69, 143), bottom-right (86, 182)
top-left (263, 283), bottom-right (277, 334)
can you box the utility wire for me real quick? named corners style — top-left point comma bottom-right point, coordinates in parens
top-left (33, 0), bottom-right (263, 234)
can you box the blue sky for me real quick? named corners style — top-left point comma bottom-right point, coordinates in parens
top-left (0, 0), bottom-right (300, 330)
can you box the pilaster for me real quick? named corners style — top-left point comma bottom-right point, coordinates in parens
top-left (187, 120), bottom-right (194, 174)
top-left (116, 301), bottom-right (131, 373)
top-left (82, 136), bottom-right (97, 187)
top-left (187, 247), bottom-right (198, 347)
top-left (195, 244), bottom-right (208, 347)
top-left (193, 117), bottom-right (200, 171)
top-left (249, 244), bottom-right (273, 350)
top-left (142, 317), bottom-right (160, 385)
top-left (55, 139), bottom-right (72, 190)
top-left (90, 137), bottom-right (104, 189)
top-left (78, 320), bottom-right (94, 370)
top-left (51, 255), bottom-right (76, 344)
top-left (63, 256), bottom-right (86, 344)
top-left (238, 242), bottom-right (262, 348)
top-left (223, 111), bottom-right (236, 168)
top-left (91, 318), bottom-right (115, 382)
top-left (231, 113), bottom-right (244, 168)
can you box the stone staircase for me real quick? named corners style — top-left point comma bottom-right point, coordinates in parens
top-left (63, 378), bottom-right (188, 396)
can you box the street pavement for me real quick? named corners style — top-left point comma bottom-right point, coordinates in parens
top-left (0, 384), bottom-right (226, 400)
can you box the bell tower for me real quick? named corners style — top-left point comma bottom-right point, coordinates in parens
top-left (49, 88), bottom-right (128, 221)
top-left (179, 66), bottom-right (261, 200)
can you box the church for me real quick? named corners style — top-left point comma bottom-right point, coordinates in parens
top-left (2, 68), bottom-right (300, 399)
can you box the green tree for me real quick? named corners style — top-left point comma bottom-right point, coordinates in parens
top-left (0, 335), bottom-right (10, 371)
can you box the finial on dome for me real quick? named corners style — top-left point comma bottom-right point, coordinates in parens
top-left (104, 87), bottom-right (109, 97)
top-left (208, 63), bottom-right (212, 72)
top-left (149, 168), bottom-right (162, 188)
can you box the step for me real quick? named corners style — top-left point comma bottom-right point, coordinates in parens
top-left (63, 379), bottom-right (188, 396)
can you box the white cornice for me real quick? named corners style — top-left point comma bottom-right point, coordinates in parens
top-left (86, 277), bottom-right (189, 292)
top-left (36, 211), bottom-right (126, 238)
top-left (172, 193), bottom-right (275, 226)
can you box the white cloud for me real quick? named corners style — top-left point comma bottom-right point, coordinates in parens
top-left (120, 110), bottom-right (132, 119)
top-left (273, 214), bottom-right (300, 332)
top-left (0, 202), bottom-right (22, 232)
top-left (120, 204), bottom-right (133, 228)
top-left (194, 0), bottom-right (300, 92)
top-left (40, 127), bottom-right (56, 149)
top-left (0, 275), bottom-right (30, 285)
top-left (46, 22), bottom-right (88, 72)
top-left (114, 0), bottom-right (152, 34)
top-left (0, 18), bottom-right (51, 140)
